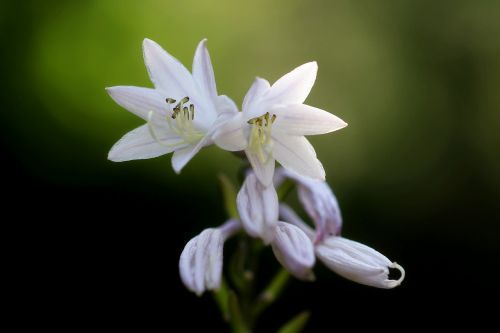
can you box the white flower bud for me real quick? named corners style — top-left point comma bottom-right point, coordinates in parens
top-left (271, 222), bottom-right (316, 281)
top-left (281, 168), bottom-right (342, 241)
top-left (179, 219), bottom-right (240, 295)
top-left (316, 236), bottom-right (405, 289)
top-left (237, 172), bottom-right (279, 243)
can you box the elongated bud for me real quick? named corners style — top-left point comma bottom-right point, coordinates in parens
top-left (315, 236), bottom-right (405, 289)
top-left (271, 222), bottom-right (316, 281)
top-left (278, 168), bottom-right (342, 242)
top-left (237, 172), bottom-right (278, 243)
top-left (179, 219), bottom-right (240, 295)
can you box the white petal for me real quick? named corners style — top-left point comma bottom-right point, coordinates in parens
top-left (179, 237), bottom-right (199, 293)
top-left (245, 149), bottom-right (275, 186)
top-left (192, 39), bottom-right (217, 102)
top-left (272, 104), bottom-right (347, 136)
top-left (271, 221), bottom-right (316, 281)
top-left (242, 77), bottom-right (271, 118)
top-left (171, 134), bottom-right (212, 173)
top-left (264, 62), bottom-right (317, 105)
top-left (272, 131), bottom-right (325, 180)
top-left (236, 172), bottom-right (278, 243)
top-left (215, 95), bottom-right (239, 114)
top-left (108, 124), bottom-right (183, 162)
top-left (212, 112), bottom-right (247, 151)
top-left (143, 38), bottom-right (197, 98)
top-left (316, 236), bottom-right (405, 289)
top-left (106, 86), bottom-right (167, 120)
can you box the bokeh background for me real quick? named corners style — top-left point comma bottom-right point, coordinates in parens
top-left (3, 0), bottom-right (499, 330)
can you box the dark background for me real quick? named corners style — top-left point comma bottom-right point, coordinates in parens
top-left (2, 0), bottom-right (499, 330)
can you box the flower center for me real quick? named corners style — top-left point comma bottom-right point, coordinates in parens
top-left (147, 96), bottom-right (204, 147)
top-left (247, 112), bottom-right (277, 163)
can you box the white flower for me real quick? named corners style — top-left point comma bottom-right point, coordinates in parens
top-left (277, 168), bottom-right (342, 242)
top-left (279, 204), bottom-right (405, 289)
top-left (237, 172), bottom-right (279, 244)
top-left (271, 221), bottom-right (316, 281)
top-left (106, 38), bottom-right (237, 173)
top-left (179, 219), bottom-right (240, 295)
top-left (213, 62), bottom-right (347, 185)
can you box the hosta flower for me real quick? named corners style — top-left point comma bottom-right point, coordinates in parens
top-left (107, 38), bottom-right (237, 172)
top-left (213, 62), bottom-right (347, 185)
top-left (179, 219), bottom-right (240, 295)
top-left (279, 204), bottom-right (405, 289)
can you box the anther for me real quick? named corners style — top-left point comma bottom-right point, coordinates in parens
top-left (166, 98), bottom-right (176, 104)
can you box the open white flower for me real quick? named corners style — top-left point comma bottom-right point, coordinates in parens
top-left (179, 219), bottom-right (240, 295)
top-left (279, 204), bottom-right (405, 289)
top-left (213, 62), bottom-right (347, 185)
top-left (107, 38), bottom-right (237, 173)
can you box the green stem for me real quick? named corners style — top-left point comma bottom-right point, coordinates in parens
top-left (253, 268), bottom-right (291, 317)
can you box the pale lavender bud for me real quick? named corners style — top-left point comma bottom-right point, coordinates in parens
top-left (237, 172), bottom-right (279, 244)
top-left (315, 236), bottom-right (405, 289)
top-left (179, 219), bottom-right (240, 295)
top-left (271, 221), bottom-right (316, 281)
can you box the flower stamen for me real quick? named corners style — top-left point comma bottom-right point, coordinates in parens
top-left (247, 112), bottom-right (277, 163)
top-left (163, 96), bottom-right (203, 144)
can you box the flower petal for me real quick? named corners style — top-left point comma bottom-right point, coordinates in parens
top-left (106, 86), bottom-right (167, 120)
top-left (143, 38), bottom-right (197, 98)
top-left (236, 172), bottom-right (278, 243)
top-left (108, 124), bottom-right (184, 162)
top-left (212, 112), bottom-right (247, 151)
top-left (316, 236), bottom-right (405, 289)
top-left (192, 39), bottom-right (217, 102)
top-left (245, 149), bottom-right (275, 186)
top-left (242, 77), bottom-right (271, 118)
top-left (272, 131), bottom-right (325, 180)
top-left (271, 221), bottom-right (316, 281)
top-left (171, 134), bottom-right (212, 173)
top-left (264, 62), bottom-right (317, 105)
top-left (272, 104), bottom-right (347, 136)
top-left (216, 95), bottom-right (239, 114)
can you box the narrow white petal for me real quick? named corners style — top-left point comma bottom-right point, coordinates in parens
top-left (106, 86), bottom-right (167, 120)
top-left (179, 236), bottom-right (198, 293)
top-left (193, 230), bottom-right (212, 294)
top-left (316, 236), bottom-right (405, 289)
top-left (212, 113), bottom-right (247, 151)
top-left (171, 134), bottom-right (212, 173)
top-left (264, 62), bottom-right (317, 105)
top-left (108, 124), bottom-right (184, 162)
top-left (236, 172), bottom-right (278, 243)
top-left (192, 39), bottom-right (218, 102)
top-left (245, 149), bottom-right (275, 186)
top-left (272, 131), bottom-right (325, 180)
top-left (271, 221), bottom-right (316, 280)
top-left (242, 77), bottom-right (271, 118)
top-left (143, 38), bottom-right (197, 98)
top-left (272, 104), bottom-right (347, 136)
top-left (215, 95), bottom-right (239, 114)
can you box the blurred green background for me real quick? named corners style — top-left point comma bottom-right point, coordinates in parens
top-left (3, 0), bottom-right (499, 330)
